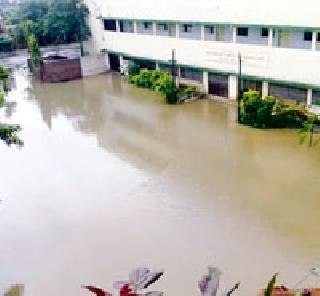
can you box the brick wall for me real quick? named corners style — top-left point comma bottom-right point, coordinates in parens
top-left (40, 58), bottom-right (82, 82)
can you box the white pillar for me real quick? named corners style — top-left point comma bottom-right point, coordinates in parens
top-left (262, 81), bottom-right (269, 98)
top-left (176, 23), bottom-right (180, 38)
top-left (228, 75), bottom-right (238, 99)
top-left (153, 22), bottom-right (157, 35)
top-left (203, 71), bottom-right (209, 93)
top-left (232, 26), bottom-right (237, 44)
top-left (200, 25), bottom-right (205, 41)
top-left (176, 66), bottom-right (181, 86)
top-left (133, 21), bottom-right (138, 34)
top-left (116, 20), bottom-right (120, 32)
top-left (155, 62), bottom-right (160, 70)
top-left (307, 88), bottom-right (313, 106)
top-left (268, 28), bottom-right (273, 47)
top-left (119, 54), bottom-right (124, 74)
top-left (312, 31), bottom-right (317, 51)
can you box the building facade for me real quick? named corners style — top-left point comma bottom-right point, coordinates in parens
top-left (85, 0), bottom-right (320, 109)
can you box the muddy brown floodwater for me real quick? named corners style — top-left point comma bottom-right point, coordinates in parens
top-left (1, 70), bottom-right (320, 296)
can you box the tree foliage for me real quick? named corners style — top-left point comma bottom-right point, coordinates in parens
top-left (9, 0), bottom-right (90, 47)
top-left (27, 33), bottom-right (41, 68)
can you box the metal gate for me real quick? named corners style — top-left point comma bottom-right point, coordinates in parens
top-left (208, 74), bottom-right (229, 97)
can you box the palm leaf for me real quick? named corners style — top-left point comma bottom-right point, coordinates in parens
top-left (265, 273), bottom-right (278, 296)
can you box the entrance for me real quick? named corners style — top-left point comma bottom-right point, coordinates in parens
top-left (108, 54), bottom-right (120, 72)
top-left (208, 74), bottom-right (229, 97)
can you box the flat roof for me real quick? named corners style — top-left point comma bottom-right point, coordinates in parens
top-left (94, 0), bottom-right (320, 29)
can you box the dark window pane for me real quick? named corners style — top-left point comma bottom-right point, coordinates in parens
top-left (261, 28), bottom-right (269, 38)
top-left (104, 19), bottom-right (117, 31)
top-left (237, 27), bottom-right (248, 36)
top-left (304, 31), bottom-right (313, 41)
top-left (144, 22), bottom-right (151, 29)
top-left (183, 24), bottom-right (192, 33)
top-left (205, 26), bottom-right (214, 34)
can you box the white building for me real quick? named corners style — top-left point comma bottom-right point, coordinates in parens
top-left (85, 0), bottom-right (320, 108)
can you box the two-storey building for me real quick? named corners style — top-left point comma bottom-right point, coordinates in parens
top-left (85, 0), bottom-right (320, 110)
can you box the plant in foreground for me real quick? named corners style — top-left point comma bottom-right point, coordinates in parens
top-left (83, 267), bottom-right (164, 296)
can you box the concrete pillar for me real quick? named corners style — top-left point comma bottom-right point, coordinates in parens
top-left (307, 88), bottom-right (313, 106)
top-left (228, 75), bottom-right (238, 99)
top-left (176, 23), bottom-right (180, 38)
top-left (312, 31), bottom-right (317, 51)
top-left (133, 21), bottom-right (138, 34)
top-left (232, 26), bottom-right (237, 44)
top-left (262, 81), bottom-right (269, 98)
top-left (268, 28), bottom-right (273, 47)
top-left (203, 71), bottom-right (209, 93)
top-left (200, 25), bottom-right (205, 41)
top-left (116, 20), bottom-right (120, 32)
top-left (176, 66), bottom-right (181, 86)
top-left (153, 22), bottom-right (157, 35)
top-left (155, 61), bottom-right (160, 70)
top-left (119, 54), bottom-right (124, 74)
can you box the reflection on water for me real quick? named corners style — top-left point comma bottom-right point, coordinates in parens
top-left (1, 71), bottom-right (320, 296)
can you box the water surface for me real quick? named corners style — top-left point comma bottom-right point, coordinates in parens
top-left (1, 71), bottom-right (320, 296)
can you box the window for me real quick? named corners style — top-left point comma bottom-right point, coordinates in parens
top-left (158, 23), bottom-right (168, 31)
top-left (143, 22), bottom-right (152, 29)
top-left (180, 67), bottom-right (203, 82)
top-left (237, 27), bottom-right (248, 37)
top-left (317, 32), bottom-right (320, 42)
top-left (183, 24), bottom-right (192, 33)
top-left (205, 26), bottom-right (214, 35)
top-left (104, 19), bottom-right (117, 31)
top-left (304, 31), bottom-right (313, 41)
top-left (261, 28), bottom-right (269, 38)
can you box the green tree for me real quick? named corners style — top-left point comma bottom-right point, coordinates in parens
top-left (27, 33), bottom-right (41, 68)
top-left (44, 0), bottom-right (90, 52)
top-left (9, 0), bottom-right (90, 48)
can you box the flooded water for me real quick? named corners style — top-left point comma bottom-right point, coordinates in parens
top-left (1, 71), bottom-right (320, 296)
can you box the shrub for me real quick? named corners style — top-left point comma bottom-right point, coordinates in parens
top-left (240, 90), bottom-right (306, 129)
top-left (0, 66), bottom-right (9, 80)
top-left (184, 87), bottom-right (195, 99)
top-left (128, 69), bottom-right (179, 104)
top-left (0, 123), bottom-right (23, 146)
top-left (0, 92), bottom-right (4, 106)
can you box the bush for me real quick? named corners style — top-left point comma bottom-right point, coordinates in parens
top-left (184, 87), bottom-right (195, 98)
top-left (0, 66), bottom-right (9, 80)
top-left (128, 69), bottom-right (178, 104)
top-left (240, 90), bottom-right (306, 129)
top-left (0, 123), bottom-right (23, 146)
top-left (0, 92), bottom-right (4, 107)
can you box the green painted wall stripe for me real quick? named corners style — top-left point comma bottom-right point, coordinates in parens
top-left (102, 17), bottom-right (320, 31)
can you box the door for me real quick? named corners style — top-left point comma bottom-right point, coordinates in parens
top-left (216, 26), bottom-right (225, 42)
top-left (208, 74), bottom-right (229, 97)
top-left (108, 54), bottom-right (120, 72)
